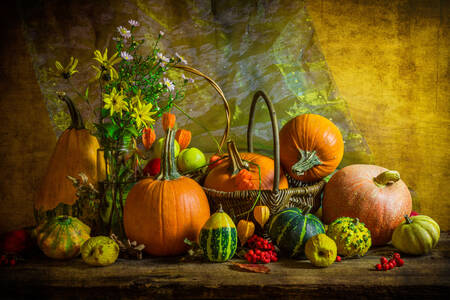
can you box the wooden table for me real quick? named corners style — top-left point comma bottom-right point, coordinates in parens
top-left (1, 233), bottom-right (449, 299)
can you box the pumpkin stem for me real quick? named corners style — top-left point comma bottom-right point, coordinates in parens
top-left (404, 214), bottom-right (413, 224)
top-left (155, 129), bottom-right (181, 181)
top-left (291, 149), bottom-right (322, 176)
top-left (218, 204), bottom-right (224, 213)
top-left (57, 93), bottom-right (85, 130)
top-left (373, 170), bottom-right (400, 187)
top-left (227, 140), bottom-right (249, 175)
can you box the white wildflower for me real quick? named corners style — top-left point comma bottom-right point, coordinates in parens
top-left (117, 26), bottom-right (131, 39)
top-left (121, 51), bottom-right (133, 61)
top-left (163, 77), bottom-right (174, 92)
top-left (157, 52), bottom-right (170, 63)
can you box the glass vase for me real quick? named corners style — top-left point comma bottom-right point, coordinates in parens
top-left (97, 141), bottom-right (138, 238)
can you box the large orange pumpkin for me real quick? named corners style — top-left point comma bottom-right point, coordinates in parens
top-left (124, 129), bottom-right (210, 256)
top-left (203, 141), bottom-right (288, 192)
top-left (34, 94), bottom-right (105, 219)
top-left (322, 164), bottom-right (412, 245)
top-left (279, 114), bottom-right (344, 182)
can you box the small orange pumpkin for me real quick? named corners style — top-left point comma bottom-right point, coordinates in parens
top-left (124, 129), bottom-right (210, 256)
top-left (175, 129), bottom-right (191, 150)
top-left (162, 112), bottom-right (176, 131)
top-left (279, 114), bottom-right (344, 182)
top-left (142, 127), bottom-right (156, 150)
top-left (203, 141), bottom-right (288, 192)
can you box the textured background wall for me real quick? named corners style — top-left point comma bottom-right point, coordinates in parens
top-left (0, 0), bottom-right (448, 233)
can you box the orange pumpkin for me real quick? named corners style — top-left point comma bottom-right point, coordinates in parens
top-left (322, 164), bottom-right (412, 245)
top-left (203, 141), bottom-right (288, 192)
top-left (279, 114), bottom-right (344, 182)
top-left (34, 94), bottom-right (105, 216)
top-left (162, 112), bottom-right (176, 131)
top-left (175, 128), bottom-right (191, 150)
top-left (124, 129), bottom-right (210, 256)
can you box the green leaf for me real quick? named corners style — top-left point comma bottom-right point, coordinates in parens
top-left (125, 126), bottom-right (139, 137)
top-left (85, 87), bottom-right (89, 98)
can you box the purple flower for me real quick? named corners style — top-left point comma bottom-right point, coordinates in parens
top-left (159, 31), bottom-right (165, 37)
top-left (175, 52), bottom-right (187, 65)
top-left (182, 74), bottom-right (194, 83)
top-left (128, 19), bottom-right (139, 27)
top-left (157, 52), bottom-right (170, 63)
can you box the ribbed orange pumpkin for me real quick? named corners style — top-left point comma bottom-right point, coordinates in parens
top-left (203, 141), bottom-right (288, 192)
top-left (34, 94), bottom-right (105, 219)
top-left (175, 128), bottom-right (191, 150)
top-left (124, 129), bottom-right (210, 256)
top-left (279, 114), bottom-right (344, 182)
top-left (162, 112), bottom-right (176, 131)
top-left (322, 165), bottom-right (412, 245)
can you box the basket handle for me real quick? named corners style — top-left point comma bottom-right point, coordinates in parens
top-left (175, 65), bottom-right (230, 152)
top-left (247, 91), bottom-right (280, 193)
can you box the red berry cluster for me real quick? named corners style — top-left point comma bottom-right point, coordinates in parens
top-left (335, 255), bottom-right (342, 262)
top-left (244, 235), bottom-right (278, 264)
top-left (0, 254), bottom-right (16, 267)
top-left (375, 253), bottom-right (404, 271)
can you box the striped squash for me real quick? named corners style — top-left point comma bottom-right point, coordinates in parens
top-left (35, 215), bottom-right (91, 260)
top-left (199, 207), bottom-right (237, 262)
top-left (268, 207), bottom-right (325, 258)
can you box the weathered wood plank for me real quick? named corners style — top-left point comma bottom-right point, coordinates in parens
top-left (1, 233), bottom-right (449, 299)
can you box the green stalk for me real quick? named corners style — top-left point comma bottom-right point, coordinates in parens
top-left (291, 149), bottom-right (322, 176)
top-left (155, 129), bottom-right (181, 181)
top-left (58, 93), bottom-right (85, 130)
top-left (373, 170), bottom-right (400, 187)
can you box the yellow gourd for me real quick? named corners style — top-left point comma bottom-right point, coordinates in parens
top-left (34, 94), bottom-right (105, 222)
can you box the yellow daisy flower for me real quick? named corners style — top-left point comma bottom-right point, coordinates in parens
top-left (91, 48), bottom-right (122, 81)
top-left (131, 99), bottom-right (156, 129)
top-left (130, 89), bottom-right (143, 106)
top-left (50, 57), bottom-right (78, 79)
top-left (103, 88), bottom-right (128, 117)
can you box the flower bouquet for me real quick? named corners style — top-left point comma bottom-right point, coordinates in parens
top-left (47, 19), bottom-right (194, 236)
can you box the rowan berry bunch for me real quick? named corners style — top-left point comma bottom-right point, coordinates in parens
top-left (375, 252), bottom-right (404, 271)
top-left (244, 234), bottom-right (278, 264)
top-left (0, 254), bottom-right (18, 267)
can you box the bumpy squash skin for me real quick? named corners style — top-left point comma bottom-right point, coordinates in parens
top-left (199, 209), bottom-right (237, 262)
top-left (322, 164), bottom-right (412, 246)
top-left (326, 217), bottom-right (372, 257)
top-left (36, 215), bottom-right (91, 260)
top-left (392, 215), bottom-right (440, 255)
top-left (279, 114), bottom-right (344, 182)
top-left (204, 152), bottom-right (288, 192)
top-left (268, 207), bottom-right (325, 258)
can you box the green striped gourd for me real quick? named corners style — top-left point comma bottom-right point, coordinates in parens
top-left (199, 206), bottom-right (237, 262)
top-left (268, 207), bottom-right (325, 258)
top-left (326, 217), bottom-right (372, 257)
top-left (35, 215), bottom-right (91, 259)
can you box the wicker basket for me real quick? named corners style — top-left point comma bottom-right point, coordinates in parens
top-left (175, 66), bottom-right (324, 219)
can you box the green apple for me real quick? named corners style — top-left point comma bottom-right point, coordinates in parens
top-left (153, 137), bottom-right (180, 158)
top-left (177, 147), bottom-right (206, 172)
top-left (81, 236), bottom-right (120, 266)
